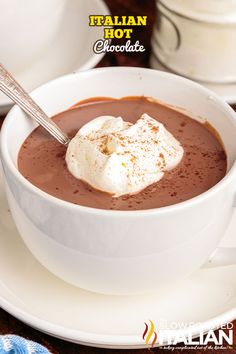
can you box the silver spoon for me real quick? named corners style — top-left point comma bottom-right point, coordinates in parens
top-left (0, 64), bottom-right (70, 146)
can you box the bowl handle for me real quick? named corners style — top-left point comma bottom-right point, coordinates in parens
top-left (204, 196), bottom-right (236, 268)
top-left (205, 247), bottom-right (236, 268)
top-left (154, 2), bottom-right (181, 55)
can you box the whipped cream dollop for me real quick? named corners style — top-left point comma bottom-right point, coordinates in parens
top-left (66, 113), bottom-right (184, 196)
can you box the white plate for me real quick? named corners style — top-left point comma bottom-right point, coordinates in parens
top-left (0, 0), bottom-right (109, 114)
top-left (0, 173), bottom-right (236, 348)
top-left (150, 53), bottom-right (236, 105)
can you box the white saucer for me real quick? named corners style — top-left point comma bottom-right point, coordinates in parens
top-left (150, 54), bottom-right (236, 105)
top-left (0, 172), bottom-right (236, 349)
top-left (0, 0), bottom-right (109, 115)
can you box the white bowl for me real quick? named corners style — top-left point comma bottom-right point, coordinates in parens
top-left (1, 67), bottom-right (236, 295)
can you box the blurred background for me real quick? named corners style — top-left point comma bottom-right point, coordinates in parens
top-left (0, 0), bottom-right (156, 115)
top-left (2, 0), bottom-right (236, 116)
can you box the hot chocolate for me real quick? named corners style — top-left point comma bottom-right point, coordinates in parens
top-left (18, 96), bottom-right (227, 210)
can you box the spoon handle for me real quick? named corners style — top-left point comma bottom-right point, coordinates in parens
top-left (0, 64), bottom-right (70, 146)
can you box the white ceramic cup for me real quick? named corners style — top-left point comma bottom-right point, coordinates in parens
top-left (153, 0), bottom-right (236, 83)
top-left (0, 0), bottom-right (66, 74)
top-left (1, 67), bottom-right (236, 295)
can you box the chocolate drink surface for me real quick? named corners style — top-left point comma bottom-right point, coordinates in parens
top-left (18, 97), bottom-right (227, 210)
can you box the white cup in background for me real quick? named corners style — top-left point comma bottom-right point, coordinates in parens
top-left (0, 0), bottom-right (66, 74)
top-left (153, 0), bottom-right (236, 84)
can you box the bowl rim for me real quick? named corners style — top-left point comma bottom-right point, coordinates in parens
top-left (1, 66), bottom-right (236, 217)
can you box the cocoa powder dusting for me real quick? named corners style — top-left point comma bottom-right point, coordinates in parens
top-left (18, 97), bottom-right (227, 210)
